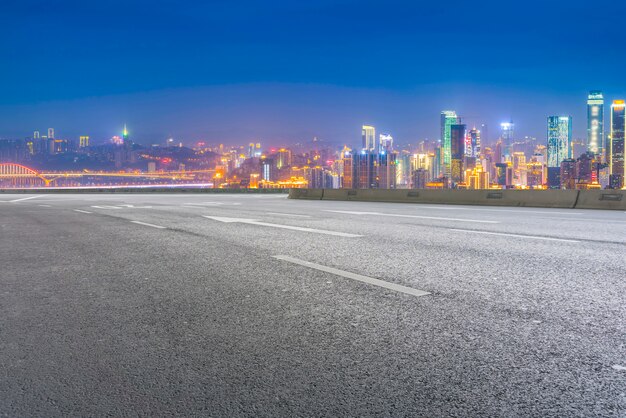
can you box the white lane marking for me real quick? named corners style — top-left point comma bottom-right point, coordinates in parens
top-left (9, 195), bottom-right (46, 203)
top-left (91, 205), bottom-right (122, 209)
top-left (419, 206), bottom-right (584, 216)
top-left (450, 229), bottom-right (580, 243)
top-left (184, 202), bottom-right (242, 206)
top-left (130, 221), bottom-right (167, 229)
top-left (325, 210), bottom-right (499, 224)
top-left (203, 216), bottom-right (361, 237)
top-left (266, 212), bottom-right (311, 218)
top-left (118, 204), bottom-right (153, 208)
top-left (38, 204), bottom-right (52, 207)
top-left (273, 255), bottom-right (430, 297)
top-left (73, 209), bottom-right (92, 214)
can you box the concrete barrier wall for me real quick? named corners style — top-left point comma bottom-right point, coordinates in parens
top-left (575, 190), bottom-right (626, 210)
top-left (288, 188), bottom-right (624, 209)
top-left (287, 188), bottom-right (324, 200)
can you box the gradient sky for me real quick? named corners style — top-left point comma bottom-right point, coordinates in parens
top-left (1, 0), bottom-right (625, 146)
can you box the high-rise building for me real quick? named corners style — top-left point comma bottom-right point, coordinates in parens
top-left (468, 127), bottom-right (481, 158)
top-left (379, 133), bottom-right (393, 153)
top-left (362, 125), bottom-right (376, 151)
top-left (354, 151), bottom-right (376, 189)
top-left (276, 148), bottom-right (292, 169)
top-left (47, 128), bottom-right (54, 139)
top-left (440, 111), bottom-right (459, 177)
top-left (450, 124), bottom-right (466, 185)
top-left (560, 159), bottom-right (577, 189)
top-left (377, 152), bottom-right (397, 189)
top-left (609, 100), bottom-right (625, 189)
top-left (79, 136), bottom-right (89, 148)
top-left (587, 91), bottom-right (604, 156)
top-left (122, 124), bottom-right (129, 144)
top-left (547, 116), bottom-right (572, 189)
top-left (500, 122), bottom-right (514, 160)
top-left (412, 168), bottom-right (429, 189)
top-left (33, 131), bottom-right (40, 139)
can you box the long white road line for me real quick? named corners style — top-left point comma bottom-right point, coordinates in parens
top-left (273, 255), bottom-right (430, 297)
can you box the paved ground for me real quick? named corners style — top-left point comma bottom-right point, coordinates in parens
top-left (1, 193), bottom-right (625, 417)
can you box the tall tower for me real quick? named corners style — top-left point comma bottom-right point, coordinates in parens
top-left (450, 124), bottom-right (466, 185)
top-left (500, 121), bottom-right (514, 160)
top-left (362, 125), bottom-right (376, 151)
top-left (609, 100), bottom-right (625, 189)
top-left (122, 124), bottom-right (129, 144)
top-left (33, 131), bottom-right (40, 139)
top-left (379, 133), bottom-right (393, 153)
top-left (440, 111), bottom-right (459, 177)
top-left (469, 127), bottom-right (481, 158)
top-left (587, 91), bottom-right (604, 156)
top-left (48, 128), bottom-right (54, 139)
top-left (547, 116), bottom-right (572, 188)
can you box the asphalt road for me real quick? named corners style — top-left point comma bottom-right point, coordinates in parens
top-left (1, 193), bottom-right (625, 417)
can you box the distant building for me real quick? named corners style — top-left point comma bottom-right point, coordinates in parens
top-left (587, 91), bottom-right (604, 155)
top-left (362, 125), bottom-right (376, 151)
top-left (450, 124), bottom-right (466, 185)
top-left (547, 116), bottom-right (572, 189)
top-left (609, 100), bottom-right (625, 189)
top-left (412, 168), bottom-right (429, 189)
top-left (468, 127), bottom-right (481, 158)
top-left (500, 122), bottom-right (514, 160)
top-left (379, 133), bottom-right (393, 153)
top-left (560, 158), bottom-right (577, 189)
top-left (79, 136), bottom-right (89, 148)
top-left (48, 128), bottom-right (54, 139)
top-left (441, 111), bottom-right (459, 178)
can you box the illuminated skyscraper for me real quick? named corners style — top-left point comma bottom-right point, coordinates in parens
top-left (547, 116), bottom-right (572, 189)
top-left (450, 124), bottom-right (466, 185)
top-left (79, 136), bottom-right (89, 148)
top-left (500, 122), bottom-right (514, 160)
top-left (276, 148), bottom-right (292, 169)
top-left (587, 91), bottom-right (604, 156)
top-left (379, 133), bottom-right (393, 153)
top-left (362, 125), bottom-right (376, 151)
top-left (609, 100), bottom-right (625, 189)
top-left (468, 127), bottom-right (481, 158)
top-left (122, 124), bottom-right (129, 144)
top-left (48, 128), bottom-right (54, 139)
top-left (33, 131), bottom-right (40, 139)
top-left (440, 111), bottom-right (459, 177)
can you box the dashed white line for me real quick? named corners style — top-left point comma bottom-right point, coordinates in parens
top-left (38, 204), bottom-right (52, 207)
top-left (9, 195), bottom-right (46, 203)
top-left (266, 212), bottom-right (311, 218)
top-left (273, 255), bottom-right (430, 297)
top-left (130, 220), bottom-right (167, 229)
top-left (73, 209), bottom-right (92, 214)
top-left (420, 206), bottom-right (584, 216)
top-left (203, 215), bottom-right (361, 237)
top-left (325, 210), bottom-right (499, 224)
top-left (450, 229), bottom-right (580, 243)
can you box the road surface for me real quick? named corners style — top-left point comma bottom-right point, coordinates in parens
top-left (1, 193), bottom-right (625, 416)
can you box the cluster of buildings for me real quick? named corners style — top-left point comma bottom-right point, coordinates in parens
top-left (337, 91), bottom-right (624, 190)
top-left (0, 91), bottom-right (624, 190)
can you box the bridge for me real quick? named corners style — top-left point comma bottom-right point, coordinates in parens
top-left (0, 163), bottom-right (216, 187)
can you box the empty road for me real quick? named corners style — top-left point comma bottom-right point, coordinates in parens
top-left (1, 193), bottom-right (625, 417)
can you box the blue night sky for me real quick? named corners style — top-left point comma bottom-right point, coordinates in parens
top-left (1, 0), bottom-right (625, 146)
